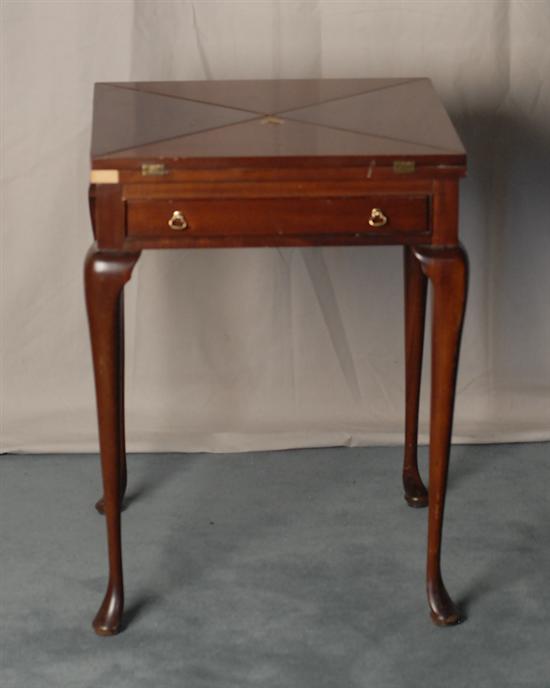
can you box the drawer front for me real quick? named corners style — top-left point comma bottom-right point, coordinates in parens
top-left (126, 196), bottom-right (430, 239)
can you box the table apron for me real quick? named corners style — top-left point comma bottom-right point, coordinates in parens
top-left (90, 178), bottom-right (460, 249)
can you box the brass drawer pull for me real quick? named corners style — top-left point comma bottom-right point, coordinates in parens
top-left (168, 210), bottom-right (188, 231)
top-left (368, 208), bottom-right (387, 228)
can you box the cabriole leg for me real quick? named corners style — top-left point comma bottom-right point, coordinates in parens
top-left (403, 246), bottom-right (428, 507)
top-left (85, 245), bottom-right (140, 635)
top-left (413, 245), bottom-right (468, 626)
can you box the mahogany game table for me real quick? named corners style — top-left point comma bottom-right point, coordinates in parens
top-left (86, 78), bottom-right (468, 635)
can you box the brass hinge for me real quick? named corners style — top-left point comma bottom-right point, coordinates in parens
top-left (393, 160), bottom-right (416, 174)
top-left (141, 163), bottom-right (168, 176)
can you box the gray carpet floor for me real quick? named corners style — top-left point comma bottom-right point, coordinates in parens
top-left (0, 443), bottom-right (548, 688)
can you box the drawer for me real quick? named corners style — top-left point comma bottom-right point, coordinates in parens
top-left (126, 195), bottom-right (430, 239)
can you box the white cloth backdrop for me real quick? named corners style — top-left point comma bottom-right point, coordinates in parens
top-left (1, 0), bottom-right (549, 453)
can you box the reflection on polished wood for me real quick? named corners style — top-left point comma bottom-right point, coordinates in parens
top-left (86, 78), bottom-right (468, 634)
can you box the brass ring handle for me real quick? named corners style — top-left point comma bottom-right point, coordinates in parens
top-left (368, 208), bottom-right (387, 228)
top-left (168, 210), bottom-right (188, 231)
